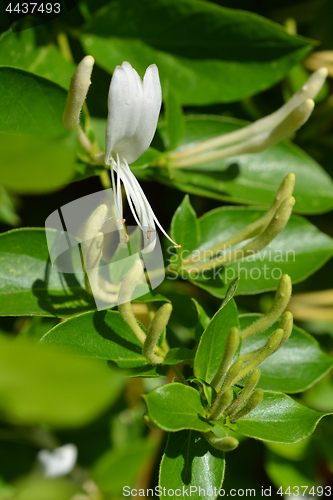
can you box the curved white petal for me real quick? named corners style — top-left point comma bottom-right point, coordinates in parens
top-left (105, 63), bottom-right (162, 165)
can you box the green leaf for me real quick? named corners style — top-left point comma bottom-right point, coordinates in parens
top-left (155, 116), bottom-right (333, 214)
top-left (163, 347), bottom-right (195, 365)
top-left (144, 383), bottom-right (213, 432)
top-left (0, 186), bottom-right (20, 226)
top-left (93, 439), bottom-right (158, 494)
top-left (171, 195), bottom-right (200, 256)
top-left (0, 67), bottom-right (67, 137)
top-left (239, 315), bottom-right (333, 393)
top-left (164, 85), bottom-right (185, 150)
top-left (0, 67), bottom-right (75, 192)
top-left (194, 299), bottom-right (240, 383)
top-left (0, 334), bottom-right (124, 427)
top-left (265, 450), bottom-right (316, 491)
top-left (235, 391), bottom-right (329, 444)
top-left (0, 132), bottom-right (76, 193)
top-left (0, 27), bottom-right (76, 89)
top-left (81, 0), bottom-right (313, 105)
top-left (159, 430), bottom-right (225, 500)
top-left (183, 208), bottom-right (333, 297)
top-left (0, 228), bottom-right (95, 318)
top-left (41, 310), bottom-right (151, 369)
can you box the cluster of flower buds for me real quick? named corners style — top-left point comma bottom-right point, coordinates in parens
top-left (169, 68), bottom-right (328, 169)
top-left (183, 173), bottom-right (296, 273)
top-left (204, 274), bottom-right (293, 452)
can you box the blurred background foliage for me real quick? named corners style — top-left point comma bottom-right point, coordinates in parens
top-left (1, 0), bottom-right (333, 498)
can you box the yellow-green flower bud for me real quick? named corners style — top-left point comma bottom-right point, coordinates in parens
top-left (204, 432), bottom-right (239, 452)
top-left (211, 327), bottom-right (240, 389)
top-left (143, 303), bottom-right (172, 365)
top-left (209, 389), bottom-right (233, 421)
top-left (62, 55), bottom-right (94, 130)
top-left (235, 329), bottom-right (284, 383)
top-left (242, 274), bottom-right (292, 340)
top-left (226, 368), bottom-right (261, 416)
top-left (229, 388), bottom-right (264, 422)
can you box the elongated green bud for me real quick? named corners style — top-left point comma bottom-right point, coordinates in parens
top-left (209, 389), bottom-right (233, 421)
top-left (226, 369), bottom-right (261, 416)
top-left (235, 329), bottom-right (284, 383)
top-left (242, 274), bottom-right (292, 340)
top-left (237, 197), bottom-right (295, 259)
top-left (183, 174), bottom-right (295, 265)
top-left (278, 311), bottom-right (293, 347)
top-left (184, 199), bottom-right (294, 274)
top-left (143, 303), bottom-right (172, 365)
top-left (211, 327), bottom-right (240, 389)
top-left (220, 359), bottom-right (244, 393)
top-left (62, 55), bottom-right (94, 130)
top-left (118, 260), bottom-right (146, 344)
top-left (204, 432), bottom-right (239, 452)
top-left (229, 389), bottom-right (264, 423)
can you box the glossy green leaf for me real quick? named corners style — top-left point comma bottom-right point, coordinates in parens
top-left (0, 186), bottom-right (20, 226)
top-left (194, 299), bottom-right (240, 383)
top-left (0, 28), bottom-right (76, 89)
top-left (0, 67), bottom-right (67, 137)
top-left (164, 85), bottom-right (185, 150)
top-left (0, 334), bottom-right (124, 427)
top-left (0, 132), bottom-right (76, 193)
top-left (154, 116), bottom-right (333, 214)
top-left (235, 391), bottom-right (329, 444)
top-left (183, 207), bottom-right (333, 297)
top-left (41, 310), bottom-right (152, 369)
top-left (144, 383), bottom-right (212, 432)
top-left (159, 430), bottom-right (225, 499)
top-left (81, 0), bottom-right (313, 105)
top-left (171, 195), bottom-right (199, 256)
top-left (93, 439), bottom-right (157, 494)
top-left (163, 347), bottom-right (195, 365)
top-left (0, 228), bottom-right (95, 317)
top-left (239, 315), bottom-right (333, 393)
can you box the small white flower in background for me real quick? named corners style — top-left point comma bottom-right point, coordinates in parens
top-left (104, 62), bottom-right (180, 251)
top-left (38, 443), bottom-right (78, 478)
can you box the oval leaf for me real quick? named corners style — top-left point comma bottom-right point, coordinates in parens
top-left (81, 0), bottom-right (313, 105)
top-left (235, 391), bottom-right (329, 444)
top-left (144, 383), bottom-right (212, 432)
top-left (0, 334), bottom-right (123, 428)
top-left (159, 430), bottom-right (225, 500)
top-left (239, 314), bottom-right (333, 393)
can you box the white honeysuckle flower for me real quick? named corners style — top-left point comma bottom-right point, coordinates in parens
top-left (38, 443), bottom-right (78, 478)
top-left (104, 62), bottom-right (180, 251)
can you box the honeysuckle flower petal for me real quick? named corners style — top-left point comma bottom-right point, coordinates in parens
top-left (104, 62), bottom-right (179, 250)
top-left (105, 62), bottom-right (162, 165)
top-left (38, 444), bottom-right (78, 478)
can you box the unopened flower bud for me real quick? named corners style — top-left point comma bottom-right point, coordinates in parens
top-left (211, 327), bottom-right (240, 389)
top-left (62, 55), bottom-right (94, 130)
top-left (143, 303), bottom-right (172, 365)
top-left (229, 388), bottom-right (264, 422)
top-left (209, 389), bottom-right (233, 421)
top-left (226, 368), bottom-right (261, 416)
top-left (204, 432), bottom-right (239, 452)
top-left (242, 274), bottom-right (292, 340)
